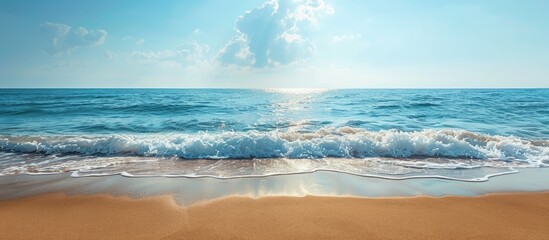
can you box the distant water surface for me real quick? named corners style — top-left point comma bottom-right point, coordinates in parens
top-left (0, 89), bottom-right (547, 180)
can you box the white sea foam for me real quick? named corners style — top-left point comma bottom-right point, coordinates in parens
top-left (1, 128), bottom-right (547, 165)
top-left (1, 154), bottom-right (520, 182)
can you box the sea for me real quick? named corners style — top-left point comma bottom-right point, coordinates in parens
top-left (0, 89), bottom-right (547, 181)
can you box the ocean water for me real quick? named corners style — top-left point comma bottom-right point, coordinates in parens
top-left (0, 89), bottom-right (547, 181)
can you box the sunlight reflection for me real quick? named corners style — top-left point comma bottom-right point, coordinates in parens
top-left (261, 89), bottom-right (329, 132)
top-left (262, 88), bottom-right (329, 95)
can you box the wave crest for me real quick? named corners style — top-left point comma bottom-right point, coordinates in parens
top-left (1, 128), bottom-right (547, 164)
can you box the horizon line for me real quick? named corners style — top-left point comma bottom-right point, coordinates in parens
top-left (0, 87), bottom-right (548, 90)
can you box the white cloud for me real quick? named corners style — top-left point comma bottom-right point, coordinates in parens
top-left (291, 0), bottom-right (334, 23)
top-left (122, 36), bottom-right (132, 41)
top-left (332, 34), bottom-right (362, 42)
top-left (218, 0), bottom-right (334, 68)
top-left (135, 38), bottom-right (145, 45)
top-left (129, 41), bottom-right (209, 67)
top-left (41, 22), bottom-right (107, 55)
top-left (105, 50), bottom-right (118, 59)
top-left (218, 35), bottom-right (255, 66)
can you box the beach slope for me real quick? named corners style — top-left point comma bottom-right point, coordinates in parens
top-left (1, 193), bottom-right (548, 239)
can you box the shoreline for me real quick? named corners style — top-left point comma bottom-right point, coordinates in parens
top-left (2, 168), bottom-right (548, 238)
top-left (2, 168), bottom-right (549, 204)
top-left (1, 192), bottom-right (549, 239)
top-left (67, 166), bottom-right (519, 182)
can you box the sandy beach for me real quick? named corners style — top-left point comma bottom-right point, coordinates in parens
top-left (1, 0), bottom-right (548, 238)
top-left (1, 192), bottom-right (548, 240)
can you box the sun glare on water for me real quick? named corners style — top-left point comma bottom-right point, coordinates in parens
top-left (263, 88), bottom-right (329, 95)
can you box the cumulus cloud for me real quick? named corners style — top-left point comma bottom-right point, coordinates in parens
top-left (41, 22), bottom-right (107, 55)
top-left (135, 38), bottom-right (145, 45)
top-left (219, 0), bottom-right (334, 68)
top-left (332, 34), bottom-right (362, 42)
top-left (129, 41), bottom-right (209, 66)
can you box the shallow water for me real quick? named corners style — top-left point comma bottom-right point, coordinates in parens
top-left (0, 89), bottom-right (547, 180)
top-left (2, 169), bottom-right (549, 204)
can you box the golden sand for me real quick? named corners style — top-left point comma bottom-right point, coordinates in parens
top-left (1, 192), bottom-right (549, 239)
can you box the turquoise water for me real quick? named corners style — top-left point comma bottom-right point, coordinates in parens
top-left (0, 89), bottom-right (547, 180)
top-left (1, 89), bottom-right (548, 137)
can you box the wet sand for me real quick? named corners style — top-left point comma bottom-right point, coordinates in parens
top-left (1, 192), bottom-right (549, 240)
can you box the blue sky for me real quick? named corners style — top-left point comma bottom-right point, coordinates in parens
top-left (0, 0), bottom-right (548, 88)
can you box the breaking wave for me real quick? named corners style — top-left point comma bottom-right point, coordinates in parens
top-left (1, 128), bottom-right (547, 165)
